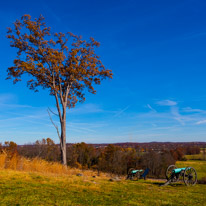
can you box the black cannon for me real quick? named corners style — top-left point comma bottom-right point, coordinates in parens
top-left (126, 168), bottom-right (149, 180)
top-left (163, 165), bottom-right (197, 186)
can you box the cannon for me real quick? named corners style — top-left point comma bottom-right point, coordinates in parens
top-left (163, 165), bottom-right (197, 186)
top-left (126, 168), bottom-right (149, 180)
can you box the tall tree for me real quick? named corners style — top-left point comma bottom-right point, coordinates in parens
top-left (6, 14), bottom-right (113, 165)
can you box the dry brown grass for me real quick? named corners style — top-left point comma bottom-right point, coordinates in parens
top-left (0, 153), bottom-right (6, 169)
top-left (0, 152), bottom-right (107, 178)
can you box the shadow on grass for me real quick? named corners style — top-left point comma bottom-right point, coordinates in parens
top-left (144, 180), bottom-right (185, 187)
top-left (159, 183), bottom-right (185, 187)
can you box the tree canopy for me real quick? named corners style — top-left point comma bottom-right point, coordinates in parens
top-left (7, 14), bottom-right (112, 108)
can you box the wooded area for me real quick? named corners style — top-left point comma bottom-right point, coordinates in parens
top-left (1, 140), bottom-right (204, 178)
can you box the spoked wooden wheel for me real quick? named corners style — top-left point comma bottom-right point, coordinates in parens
top-left (127, 168), bottom-right (135, 180)
top-left (165, 165), bottom-right (179, 182)
top-left (127, 168), bottom-right (139, 180)
top-left (183, 167), bottom-right (197, 186)
top-left (133, 171), bottom-right (140, 181)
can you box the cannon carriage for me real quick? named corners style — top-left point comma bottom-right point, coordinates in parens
top-left (163, 165), bottom-right (197, 186)
top-left (126, 168), bottom-right (149, 180)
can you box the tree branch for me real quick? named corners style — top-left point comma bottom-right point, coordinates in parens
top-left (48, 107), bottom-right (58, 116)
top-left (58, 71), bottom-right (64, 107)
top-left (47, 109), bottom-right (62, 148)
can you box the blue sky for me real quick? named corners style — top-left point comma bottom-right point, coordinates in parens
top-left (1, 0), bottom-right (206, 144)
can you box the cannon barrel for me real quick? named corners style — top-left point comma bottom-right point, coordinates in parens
top-left (131, 169), bottom-right (143, 174)
top-left (172, 168), bottom-right (186, 174)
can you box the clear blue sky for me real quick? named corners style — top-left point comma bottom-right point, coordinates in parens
top-left (1, 0), bottom-right (206, 144)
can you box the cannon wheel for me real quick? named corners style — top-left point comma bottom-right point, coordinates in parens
top-left (127, 168), bottom-right (139, 180)
top-left (183, 167), bottom-right (197, 186)
top-left (127, 168), bottom-right (135, 180)
top-left (134, 171), bottom-right (140, 180)
top-left (165, 165), bottom-right (179, 182)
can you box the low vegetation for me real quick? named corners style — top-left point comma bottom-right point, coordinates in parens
top-left (0, 142), bottom-right (205, 205)
top-left (1, 140), bottom-right (205, 178)
top-left (0, 168), bottom-right (206, 205)
top-left (176, 160), bottom-right (206, 180)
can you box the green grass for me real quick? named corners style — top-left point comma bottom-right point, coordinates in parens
top-left (0, 169), bottom-right (205, 206)
top-left (185, 154), bottom-right (202, 160)
top-left (176, 159), bottom-right (206, 180)
top-left (185, 152), bottom-right (206, 160)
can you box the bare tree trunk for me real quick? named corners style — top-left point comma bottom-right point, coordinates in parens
top-left (52, 92), bottom-right (68, 166)
top-left (60, 118), bottom-right (67, 165)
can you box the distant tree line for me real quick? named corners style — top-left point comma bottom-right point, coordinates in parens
top-left (0, 139), bottom-right (202, 178)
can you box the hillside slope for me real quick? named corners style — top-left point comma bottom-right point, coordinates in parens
top-left (0, 169), bottom-right (205, 206)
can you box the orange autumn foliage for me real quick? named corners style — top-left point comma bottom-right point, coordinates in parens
top-left (6, 14), bottom-right (113, 165)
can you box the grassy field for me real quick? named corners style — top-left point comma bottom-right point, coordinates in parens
top-left (185, 148), bottom-right (206, 161)
top-left (176, 150), bottom-right (206, 180)
top-left (0, 153), bottom-right (205, 205)
top-left (185, 154), bottom-right (205, 160)
top-left (176, 159), bottom-right (206, 180)
top-left (0, 169), bottom-right (205, 206)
